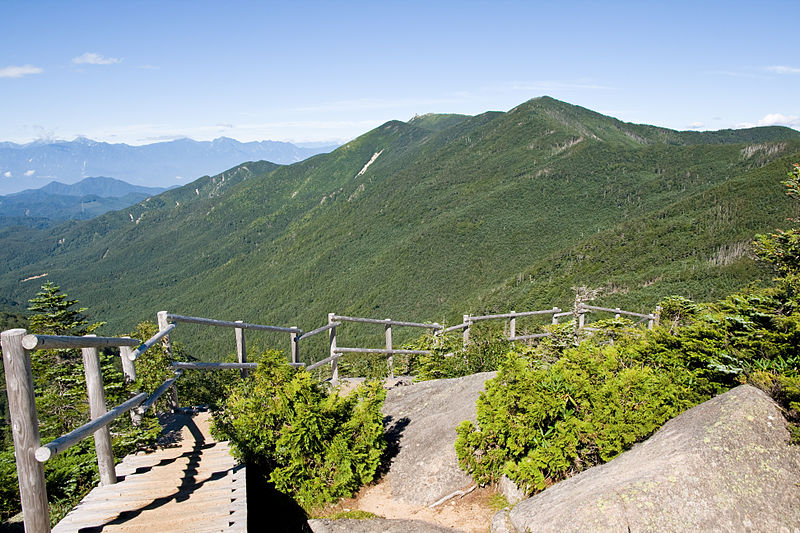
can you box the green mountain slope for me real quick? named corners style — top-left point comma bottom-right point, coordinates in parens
top-left (1, 97), bottom-right (798, 360)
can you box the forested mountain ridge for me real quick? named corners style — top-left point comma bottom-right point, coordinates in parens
top-left (0, 177), bottom-right (171, 228)
top-left (1, 96), bottom-right (798, 358)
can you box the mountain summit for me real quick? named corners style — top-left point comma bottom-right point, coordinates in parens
top-left (1, 97), bottom-right (798, 352)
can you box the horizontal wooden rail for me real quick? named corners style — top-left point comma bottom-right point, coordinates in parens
top-left (171, 361), bottom-right (306, 370)
top-left (509, 333), bottom-right (552, 341)
top-left (166, 314), bottom-right (302, 334)
top-left (172, 362), bottom-right (257, 370)
top-left (306, 354), bottom-right (339, 372)
top-left (139, 371), bottom-right (183, 413)
top-left (332, 315), bottom-right (442, 329)
top-left (22, 334), bottom-right (140, 351)
top-left (436, 322), bottom-right (469, 335)
top-left (35, 392), bottom-right (148, 462)
top-left (553, 311), bottom-right (573, 318)
top-left (335, 347), bottom-right (430, 355)
top-left (129, 323), bottom-right (177, 360)
top-left (579, 304), bottom-right (654, 319)
top-left (297, 322), bottom-right (341, 341)
top-left (469, 307), bottom-right (561, 321)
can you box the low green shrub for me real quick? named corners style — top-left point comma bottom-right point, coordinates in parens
top-left (455, 336), bottom-right (706, 493)
top-left (455, 280), bottom-right (800, 496)
top-left (212, 350), bottom-right (386, 512)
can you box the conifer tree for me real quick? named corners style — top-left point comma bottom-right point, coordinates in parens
top-left (27, 282), bottom-right (103, 438)
top-left (27, 281), bottom-right (100, 337)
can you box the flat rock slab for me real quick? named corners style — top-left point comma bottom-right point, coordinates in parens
top-left (501, 385), bottom-right (800, 532)
top-left (309, 518), bottom-right (460, 532)
top-left (382, 372), bottom-right (496, 506)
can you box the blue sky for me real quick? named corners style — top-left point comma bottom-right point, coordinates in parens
top-left (1, 0), bottom-right (798, 145)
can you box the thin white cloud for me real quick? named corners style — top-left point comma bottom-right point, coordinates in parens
top-left (138, 64), bottom-right (160, 70)
top-left (24, 170), bottom-right (35, 176)
top-left (765, 65), bottom-right (800, 74)
top-left (0, 65), bottom-right (43, 78)
top-left (3, 171), bottom-right (11, 178)
top-left (687, 121), bottom-right (705, 130)
top-left (736, 113), bottom-right (800, 128)
top-left (72, 53), bottom-right (122, 65)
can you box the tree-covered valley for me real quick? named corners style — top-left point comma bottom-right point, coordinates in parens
top-left (1, 96), bottom-right (799, 359)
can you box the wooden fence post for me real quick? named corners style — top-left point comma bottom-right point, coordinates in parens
top-left (82, 335), bottom-right (117, 486)
top-left (385, 319), bottom-right (393, 379)
top-left (119, 339), bottom-right (139, 425)
top-left (614, 308), bottom-right (621, 319)
top-left (1, 329), bottom-right (50, 533)
top-left (119, 339), bottom-right (136, 383)
top-left (463, 314), bottom-right (471, 348)
top-left (328, 313), bottom-right (338, 384)
top-left (290, 328), bottom-right (299, 365)
top-left (509, 311), bottom-right (516, 339)
top-left (652, 305), bottom-right (662, 329)
top-left (157, 311), bottom-right (178, 410)
top-left (235, 320), bottom-right (247, 378)
top-left (552, 307), bottom-right (559, 325)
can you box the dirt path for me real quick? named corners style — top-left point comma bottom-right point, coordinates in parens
top-left (332, 478), bottom-right (496, 532)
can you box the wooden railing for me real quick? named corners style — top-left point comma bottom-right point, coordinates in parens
top-left (0, 310), bottom-right (306, 533)
top-left (439, 307), bottom-right (563, 346)
top-left (1, 330), bottom-right (172, 533)
top-left (304, 313), bottom-right (442, 381)
top-left (1, 301), bottom-right (659, 532)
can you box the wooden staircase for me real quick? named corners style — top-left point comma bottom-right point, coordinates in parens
top-left (52, 408), bottom-right (246, 533)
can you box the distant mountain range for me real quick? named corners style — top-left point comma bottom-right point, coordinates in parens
top-left (0, 137), bottom-right (338, 194)
top-left (0, 177), bottom-right (169, 227)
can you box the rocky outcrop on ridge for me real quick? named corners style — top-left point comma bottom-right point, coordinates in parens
top-left (381, 372), bottom-right (496, 506)
top-left (494, 385), bottom-right (800, 532)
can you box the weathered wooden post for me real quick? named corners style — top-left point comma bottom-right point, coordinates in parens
top-left (81, 334), bottom-right (117, 486)
top-left (157, 311), bottom-right (178, 410)
top-left (614, 308), bottom-right (621, 320)
top-left (509, 311), bottom-right (516, 340)
top-left (119, 338), bottom-right (136, 383)
top-left (290, 327), bottom-right (299, 365)
top-left (119, 338), bottom-right (139, 425)
top-left (552, 307), bottom-right (559, 325)
top-left (235, 320), bottom-right (247, 378)
top-left (385, 319), bottom-right (393, 379)
top-left (572, 295), bottom-right (582, 346)
top-left (463, 314), bottom-right (471, 348)
top-left (328, 313), bottom-right (338, 384)
top-left (651, 305), bottom-right (661, 329)
top-left (1, 329), bottom-right (50, 533)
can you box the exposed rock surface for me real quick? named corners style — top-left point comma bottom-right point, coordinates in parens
top-left (309, 518), bottom-right (460, 532)
top-left (382, 372), bottom-right (496, 506)
top-left (497, 385), bottom-right (800, 532)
